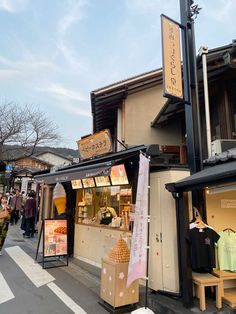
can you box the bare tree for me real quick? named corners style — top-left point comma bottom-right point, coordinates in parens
top-left (0, 103), bottom-right (60, 161)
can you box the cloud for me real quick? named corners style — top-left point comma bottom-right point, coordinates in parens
top-left (58, 0), bottom-right (89, 36)
top-left (37, 83), bottom-right (87, 102)
top-left (37, 83), bottom-right (91, 117)
top-left (0, 0), bottom-right (29, 13)
top-left (57, 102), bottom-right (91, 117)
top-left (125, 0), bottom-right (177, 17)
top-left (199, 0), bottom-right (236, 24)
top-left (0, 69), bottom-right (20, 79)
top-left (0, 55), bottom-right (60, 80)
top-left (57, 40), bottom-right (85, 71)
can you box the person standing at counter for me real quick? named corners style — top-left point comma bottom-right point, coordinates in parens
top-left (97, 201), bottom-right (117, 225)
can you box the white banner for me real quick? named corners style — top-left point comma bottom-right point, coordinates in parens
top-left (21, 177), bottom-right (29, 194)
top-left (127, 153), bottom-right (150, 287)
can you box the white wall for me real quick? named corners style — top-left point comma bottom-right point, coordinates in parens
top-left (37, 153), bottom-right (71, 167)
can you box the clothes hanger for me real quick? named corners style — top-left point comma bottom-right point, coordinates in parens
top-left (195, 219), bottom-right (207, 229)
top-left (223, 227), bottom-right (235, 233)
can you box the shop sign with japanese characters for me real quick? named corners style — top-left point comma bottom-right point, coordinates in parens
top-left (77, 129), bottom-right (113, 160)
top-left (161, 15), bottom-right (183, 99)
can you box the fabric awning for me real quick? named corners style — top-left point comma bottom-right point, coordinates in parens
top-left (35, 161), bottom-right (113, 185)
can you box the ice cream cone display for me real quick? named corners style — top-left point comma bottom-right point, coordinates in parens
top-left (53, 183), bottom-right (67, 215)
top-left (108, 237), bottom-right (130, 263)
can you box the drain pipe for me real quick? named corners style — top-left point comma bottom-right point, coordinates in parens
top-left (199, 46), bottom-right (212, 158)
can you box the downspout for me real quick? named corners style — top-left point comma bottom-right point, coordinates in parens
top-left (199, 46), bottom-right (212, 158)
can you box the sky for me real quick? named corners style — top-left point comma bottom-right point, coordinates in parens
top-left (0, 0), bottom-right (236, 149)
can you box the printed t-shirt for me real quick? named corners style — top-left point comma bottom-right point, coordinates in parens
top-left (217, 231), bottom-right (236, 272)
top-left (188, 227), bottom-right (220, 272)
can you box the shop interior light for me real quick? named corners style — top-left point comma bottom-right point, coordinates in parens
top-left (206, 184), bottom-right (236, 195)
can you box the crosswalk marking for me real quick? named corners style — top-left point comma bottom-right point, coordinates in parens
top-left (47, 282), bottom-right (87, 314)
top-left (5, 246), bottom-right (55, 288)
top-left (0, 272), bottom-right (15, 304)
top-left (5, 246), bottom-right (87, 313)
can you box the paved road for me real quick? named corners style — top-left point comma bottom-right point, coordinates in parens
top-left (0, 224), bottom-right (108, 314)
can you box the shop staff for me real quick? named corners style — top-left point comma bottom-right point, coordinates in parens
top-left (97, 201), bottom-right (117, 225)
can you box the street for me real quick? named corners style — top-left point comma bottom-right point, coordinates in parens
top-left (0, 224), bottom-right (107, 314)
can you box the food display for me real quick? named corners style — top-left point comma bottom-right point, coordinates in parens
top-left (108, 237), bottom-right (130, 263)
top-left (53, 183), bottom-right (67, 215)
top-left (54, 226), bottom-right (67, 234)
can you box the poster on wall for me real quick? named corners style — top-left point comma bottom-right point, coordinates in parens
top-left (110, 164), bottom-right (129, 185)
top-left (44, 220), bottom-right (67, 257)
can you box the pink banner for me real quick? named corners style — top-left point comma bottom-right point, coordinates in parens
top-left (127, 153), bottom-right (150, 287)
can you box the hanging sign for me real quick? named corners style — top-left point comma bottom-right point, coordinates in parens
top-left (77, 129), bottom-right (113, 160)
top-left (161, 15), bottom-right (183, 100)
top-left (21, 177), bottom-right (29, 194)
top-left (127, 153), bottom-right (150, 287)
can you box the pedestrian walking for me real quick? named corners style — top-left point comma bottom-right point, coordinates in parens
top-left (5, 190), bottom-right (13, 205)
top-left (23, 190), bottom-right (37, 238)
top-left (0, 196), bottom-right (12, 255)
top-left (10, 189), bottom-right (23, 225)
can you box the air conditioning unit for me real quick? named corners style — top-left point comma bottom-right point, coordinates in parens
top-left (211, 139), bottom-right (236, 155)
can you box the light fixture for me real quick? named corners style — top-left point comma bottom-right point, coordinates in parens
top-left (206, 184), bottom-right (236, 195)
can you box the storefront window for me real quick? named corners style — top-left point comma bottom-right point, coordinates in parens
top-left (75, 185), bottom-right (132, 228)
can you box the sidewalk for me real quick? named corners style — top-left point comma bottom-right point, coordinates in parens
top-left (6, 223), bottom-right (236, 314)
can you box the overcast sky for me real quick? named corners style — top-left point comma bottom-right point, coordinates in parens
top-left (0, 0), bottom-right (235, 149)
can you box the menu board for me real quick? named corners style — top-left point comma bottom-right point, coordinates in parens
top-left (44, 220), bottom-right (67, 257)
top-left (71, 179), bottom-right (83, 189)
top-left (110, 164), bottom-right (129, 185)
top-left (95, 176), bottom-right (111, 187)
top-left (82, 177), bottom-right (95, 188)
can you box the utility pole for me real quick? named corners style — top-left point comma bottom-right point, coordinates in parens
top-left (178, 0), bottom-right (203, 308)
top-left (179, 0), bottom-right (202, 174)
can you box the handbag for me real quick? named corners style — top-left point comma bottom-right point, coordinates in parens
top-left (0, 209), bottom-right (10, 219)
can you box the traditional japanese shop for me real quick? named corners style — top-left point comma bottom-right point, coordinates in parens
top-left (35, 144), bottom-right (144, 267)
top-left (166, 158), bottom-right (236, 309)
top-left (35, 137), bottom-right (190, 296)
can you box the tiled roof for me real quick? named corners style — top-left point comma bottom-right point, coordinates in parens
top-left (203, 148), bottom-right (236, 166)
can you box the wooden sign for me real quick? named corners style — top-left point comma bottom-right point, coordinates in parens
top-left (77, 129), bottom-right (113, 160)
top-left (161, 15), bottom-right (183, 99)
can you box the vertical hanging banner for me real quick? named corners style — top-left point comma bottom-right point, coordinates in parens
top-left (127, 153), bottom-right (150, 287)
top-left (161, 14), bottom-right (183, 100)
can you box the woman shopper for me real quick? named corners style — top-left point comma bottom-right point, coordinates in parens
top-left (23, 191), bottom-right (36, 238)
top-left (10, 189), bottom-right (23, 225)
top-left (0, 196), bottom-right (12, 255)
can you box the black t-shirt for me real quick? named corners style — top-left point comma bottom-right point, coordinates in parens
top-left (188, 227), bottom-right (220, 272)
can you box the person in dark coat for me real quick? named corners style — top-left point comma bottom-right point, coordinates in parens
top-left (23, 191), bottom-right (37, 238)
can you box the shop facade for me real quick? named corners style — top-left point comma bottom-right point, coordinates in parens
top-left (166, 156), bottom-right (236, 308)
top-left (33, 41), bottom-right (236, 311)
top-left (35, 144), bottom-right (189, 294)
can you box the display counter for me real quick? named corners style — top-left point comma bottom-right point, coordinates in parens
top-left (74, 223), bottom-right (131, 267)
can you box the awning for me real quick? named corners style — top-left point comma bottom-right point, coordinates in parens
top-left (35, 161), bottom-right (113, 185)
top-left (165, 160), bottom-right (236, 192)
top-left (151, 99), bottom-right (184, 128)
